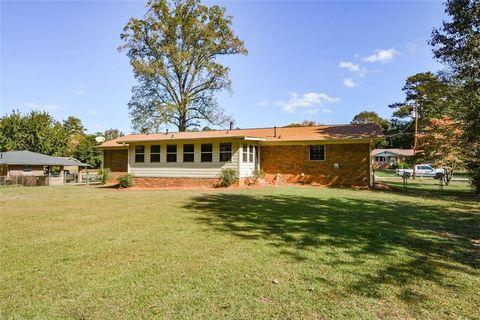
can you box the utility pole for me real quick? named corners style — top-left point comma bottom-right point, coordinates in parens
top-left (412, 104), bottom-right (419, 180)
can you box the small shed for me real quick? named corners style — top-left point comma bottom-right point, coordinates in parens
top-left (0, 150), bottom-right (89, 185)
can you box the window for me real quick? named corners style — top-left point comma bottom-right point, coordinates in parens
top-left (374, 156), bottom-right (385, 163)
top-left (150, 145), bottom-right (160, 162)
top-left (183, 144), bottom-right (195, 162)
top-left (309, 145), bottom-right (325, 161)
top-left (166, 145), bottom-right (177, 162)
top-left (242, 144), bottom-right (248, 163)
top-left (242, 144), bottom-right (255, 163)
top-left (219, 143), bottom-right (232, 162)
top-left (201, 144), bottom-right (213, 162)
top-left (135, 145), bottom-right (145, 162)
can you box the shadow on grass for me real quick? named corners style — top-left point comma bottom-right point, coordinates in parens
top-left (184, 192), bottom-right (479, 301)
top-left (96, 183), bottom-right (120, 189)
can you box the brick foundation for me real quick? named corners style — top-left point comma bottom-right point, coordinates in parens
top-left (260, 143), bottom-right (370, 187)
top-left (133, 177), bottom-right (223, 188)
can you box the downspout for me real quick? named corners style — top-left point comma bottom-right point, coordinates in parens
top-left (127, 145), bottom-right (131, 174)
top-left (369, 140), bottom-right (374, 188)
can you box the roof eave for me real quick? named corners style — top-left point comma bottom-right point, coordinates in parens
top-left (260, 137), bottom-right (384, 145)
top-left (116, 135), bottom-right (266, 144)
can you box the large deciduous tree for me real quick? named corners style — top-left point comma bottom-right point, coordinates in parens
top-left (419, 116), bottom-right (464, 185)
top-left (351, 111), bottom-right (390, 148)
top-left (0, 110), bottom-right (103, 168)
top-left (351, 111), bottom-right (389, 131)
top-left (73, 134), bottom-right (102, 168)
top-left (0, 110), bottom-right (70, 156)
top-left (104, 128), bottom-right (125, 141)
top-left (430, 0), bottom-right (480, 195)
top-left (120, 0), bottom-right (247, 132)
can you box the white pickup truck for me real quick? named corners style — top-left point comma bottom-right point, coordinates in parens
top-left (396, 164), bottom-right (445, 179)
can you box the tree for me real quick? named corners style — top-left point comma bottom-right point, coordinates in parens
top-left (104, 128), bottom-right (124, 141)
top-left (120, 0), bottom-right (247, 132)
top-left (63, 116), bottom-right (85, 156)
top-left (383, 118), bottom-right (414, 149)
top-left (430, 0), bottom-right (480, 195)
top-left (351, 111), bottom-right (389, 131)
top-left (284, 120), bottom-right (317, 127)
top-left (63, 116), bottom-right (85, 135)
top-left (0, 110), bottom-right (70, 156)
top-left (389, 72), bottom-right (458, 128)
top-left (74, 134), bottom-right (102, 168)
top-left (0, 110), bottom-right (25, 151)
top-left (419, 116), bottom-right (464, 185)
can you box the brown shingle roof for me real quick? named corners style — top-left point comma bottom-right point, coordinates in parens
top-left (98, 124), bottom-right (383, 148)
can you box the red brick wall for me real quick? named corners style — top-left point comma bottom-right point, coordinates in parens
top-left (103, 149), bottom-right (128, 178)
top-left (260, 143), bottom-right (371, 187)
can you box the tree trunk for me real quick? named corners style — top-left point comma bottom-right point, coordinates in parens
top-left (178, 111), bottom-right (187, 132)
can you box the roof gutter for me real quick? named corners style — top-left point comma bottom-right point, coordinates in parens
top-left (116, 135), bottom-right (266, 144)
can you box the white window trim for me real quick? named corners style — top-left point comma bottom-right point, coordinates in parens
top-left (201, 143), bottom-right (213, 162)
top-left (135, 145), bottom-right (145, 163)
top-left (242, 144), bottom-right (255, 163)
top-left (183, 144), bottom-right (195, 162)
top-left (242, 144), bottom-right (248, 163)
top-left (150, 145), bottom-right (161, 163)
top-left (166, 144), bottom-right (177, 162)
top-left (219, 142), bottom-right (232, 162)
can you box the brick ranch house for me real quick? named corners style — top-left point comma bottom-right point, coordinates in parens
top-left (371, 148), bottom-right (414, 169)
top-left (97, 124), bottom-right (383, 187)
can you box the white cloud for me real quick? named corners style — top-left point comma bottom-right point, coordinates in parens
top-left (274, 92), bottom-right (339, 114)
top-left (76, 83), bottom-right (86, 95)
top-left (301, 108), bottom-right (319, 115)
top-left (339, 61), bottom-right (360, 72)
top-left (343, 78), bottom-right (356, 88)
top-left (321, 108), bottom-right (332, 113)
top-left (363, 49), bottom-right (399, 63)
top-left (25, 102), bottom-right (62, 112)
top-left (257, 99), bottom-right (269, 107)
top-left (339, 61), bottom-right (368, 77)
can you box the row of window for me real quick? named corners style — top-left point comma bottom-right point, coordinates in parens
top-left (134, 144), bottom-right (326, 163)
top-left (134, 143), bottom-right (233, 163)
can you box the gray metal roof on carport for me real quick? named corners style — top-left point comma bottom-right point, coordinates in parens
top-left (0, 150), bottom-right (89, 166)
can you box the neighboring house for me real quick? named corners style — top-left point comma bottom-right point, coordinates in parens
top-left (371, 148), bottom-right (414, 169)
top-left (0, 150), bottom-right (89, 185)
top-left (98, 124), bottom-right (383, 187)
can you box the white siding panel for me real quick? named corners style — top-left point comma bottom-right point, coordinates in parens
top-left (129, 140), bottom-right (240, 178)
top-left (239, 162), bottom-right (255, 178)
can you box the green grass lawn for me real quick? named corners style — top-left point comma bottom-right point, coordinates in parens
top-left (1, 185), bottom-right (479, 319)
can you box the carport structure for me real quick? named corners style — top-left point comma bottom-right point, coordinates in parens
top-left (0, 150), bottom-right (89, 186)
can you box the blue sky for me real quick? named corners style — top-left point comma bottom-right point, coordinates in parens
top-left (1, 0), bottom-right (445, 134)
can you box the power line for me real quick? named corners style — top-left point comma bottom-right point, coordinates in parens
top-left (383, 121), bottom-right (414, 138)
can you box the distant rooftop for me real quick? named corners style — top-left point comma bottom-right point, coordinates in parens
top-left (372, 148), bottom-right (414, 156)
top-left (0, 150), bottom-right (89, 167)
